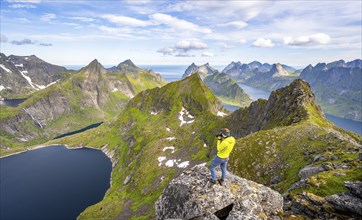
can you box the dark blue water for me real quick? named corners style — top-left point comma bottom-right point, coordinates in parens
top-left (0, 98), bottom-right (26, 107)
top-left (0, 145), bottom-right (112, 220)
top-left (325, 114), bottom-right (362, 135)
top-left (53, 122), bottom-right (103, 139)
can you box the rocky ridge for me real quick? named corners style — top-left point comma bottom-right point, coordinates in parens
top-left (0, 53), bottom-right (69, 98)
top-left (156, 164), bottom-right (283, 220)
top-left (0, 58), bottom-right (165, 151)
top-left (182, 62), bottom-right (218, 79)
top-left (182, 63), bottom-right (252, 107)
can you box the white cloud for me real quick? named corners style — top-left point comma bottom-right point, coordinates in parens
top-left (6, 0), bottom-right (41, 2)
top-left (9, 3), bottom-right (36, 8)
top-left (150, 13), bottom-right (212, 34)
top-left (239, 39), bottom-right (247, 44)
top-left (72, 17), bottom-right (95, 22)
top-left (1, 35), bottom-right (8, 43)
top-left (124, 0), bottom-right (151, 5)
top-left (41, 13), bottom-right (56, 22)
top-left (174, 39), bottom-right (208, 52)
top-left (157, 47), bottom-right (174, 56)
top-left (102, 14), bottom-right (148, 27)
top-left (221, 43), bottom-right (234, 49)
top-left (157, 39), bottom-right (208, 57)
top-left (201, 52), bottom-right (214, 57)
top-left (252, 38), bottom-right (275, 48)
top-left (218, 21), bottom-right (248, 29)
top-left (284, 33), bottom-right (331, 46)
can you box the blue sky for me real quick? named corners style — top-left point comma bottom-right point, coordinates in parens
top-left (1, 0), bottom-right (361, 67)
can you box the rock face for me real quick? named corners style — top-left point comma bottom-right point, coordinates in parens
top-left (227, 78), bottom-right (322, 138)
top-left (182, 63), bottom-right (218, 80)
top-left (203, 72), bottom-right (252, 107)
top-left (0, 53), bottom-right (68, 98)
top-left (182, 63), bottom-right (252, 107)
top-left (156, 165), bottom-right (283, 220)
top-left (299, 59), bottom-right (362, 121)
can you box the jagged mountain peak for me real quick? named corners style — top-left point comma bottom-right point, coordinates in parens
top-left (228, 78), bottom-right (324, 138)
top-left (269, 63), bottom-right (289, 77)
top-left (81, 59), bottom-right (107, 75)
top-left (118, 59), bottom-right (137, 68)
top-left (182, 62), bottom-right (218, 79)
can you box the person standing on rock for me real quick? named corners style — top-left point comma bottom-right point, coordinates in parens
top-left (210, 128), bottom-right (235, 185)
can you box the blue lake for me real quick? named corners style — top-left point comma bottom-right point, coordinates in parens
top-left (0, 146), bottom-right (112, 220)
top-left (0, 98), bottom-right (26, 107)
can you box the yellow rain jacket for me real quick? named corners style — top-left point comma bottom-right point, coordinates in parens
top-left (217, 136), bottom-right (235, 159)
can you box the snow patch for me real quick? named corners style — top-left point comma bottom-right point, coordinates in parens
top-left (150, 111), bottom-right (158, 115)
top-left (165, 159), bottom-right (176, 167)
top-left (166, 137), bottom-right (176, 141)
top-left (0, 85), bottom-right (5, 91)
top-left (15, 63), bottom-right (23, 67)
top-left (177, 161), bottom-right (190, 168)
top-left (179, 107), bottom-right (195, 126)
top-left (203, 143), bottom-right (207, 148)
top-left (217, 111), bottom-right (227, 117)
top-left (158, 156), bottom-right (166, 166)
top-left (112, 88), bottom-right (119, 92)
top-left (0, 64), bottom-right (11, 73)
top-left (166, 127), bottom-right (171, 132)
top-left (20, 70), bottom-right (37, 89)
top-left (163, 146), bottom-right (175, 153)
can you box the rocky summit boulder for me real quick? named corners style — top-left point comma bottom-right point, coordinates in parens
top-left (155, 164), bottom-right (283, 220)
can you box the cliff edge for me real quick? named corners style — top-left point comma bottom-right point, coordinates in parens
top-left (156, 165), bottom-right (283, 220)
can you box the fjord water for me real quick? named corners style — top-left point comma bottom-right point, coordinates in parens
top-left (0, 145), bottom-right (112, 220)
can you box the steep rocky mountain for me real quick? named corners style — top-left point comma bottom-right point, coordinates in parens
top-left (203, 72), bottom-right (252, 107)
top-left (181, 62), bottom-right (218, 79)
top-left (226, 79), bottom-right (361, 219)
top-left (0, 53), bottom-right (69, 98)
top-left (299, 59), bottom-right (362, 121)
top-left (244, 63), bottom-right (298, 91)
top-left (222, 61), bottom-right (296, 82)
top-left (42, 76), bottom-right (361, 219)
top-left (0, 59), bottom-right (165, 151)
top-left (182, 63), bottom-right (252, 107)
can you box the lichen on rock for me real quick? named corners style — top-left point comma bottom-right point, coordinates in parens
top-left (155, 164), bottom-right (283, 220)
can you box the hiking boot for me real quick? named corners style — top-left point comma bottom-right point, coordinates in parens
top-left (209, 179), bottom-right (217, 184)
top-left (217, 179), bottom-right (224, 186)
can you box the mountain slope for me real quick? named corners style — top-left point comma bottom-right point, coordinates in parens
top-left (225, 79), bottom-right (361, 219)
top-left (45, 77), bottom-right (361, 219)
top-left (181, 62), bottom-right (218, 79)
top-left (203, 72), bottom-right (252, 107)
top-left (46, 74), bottom-right (227, 219)
top-left (0, 59), bottom-right (165, 153)
top-left (0, 53), bottom-right (69, 98)
top-left (244, 63), bottom-right (298, 91)
top-left (182, 63), bottom-right (252, 107)
top-left (299, 60), bottom-right (362, 121)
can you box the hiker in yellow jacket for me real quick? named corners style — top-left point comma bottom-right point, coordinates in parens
top-left (210, 128), bottom-right (235, 185)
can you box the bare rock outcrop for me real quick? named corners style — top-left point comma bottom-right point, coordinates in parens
top-left (155, 165), bottom-right (283, 220)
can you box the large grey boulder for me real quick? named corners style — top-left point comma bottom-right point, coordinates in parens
top-left (155, 164), bottom-right (283, 220)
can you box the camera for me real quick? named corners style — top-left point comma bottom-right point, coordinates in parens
top-left (215, 133), bottom-right (223, 139)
